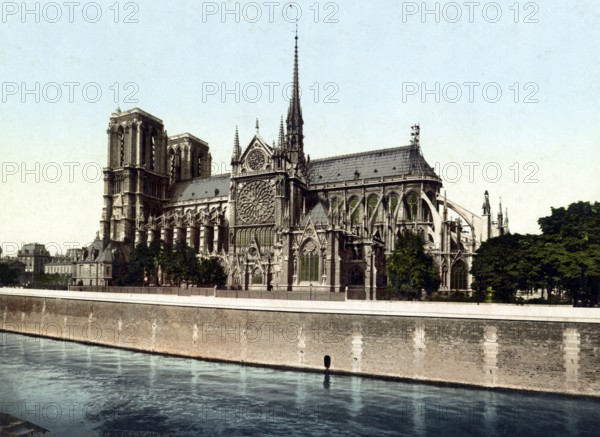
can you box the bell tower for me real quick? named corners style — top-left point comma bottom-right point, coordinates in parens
top-left (101, 108), bottom-right (169, 246)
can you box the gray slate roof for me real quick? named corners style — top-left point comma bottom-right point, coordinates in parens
top-left (308, 145), bottom-right (438, 184)
top-left (82, 240), bottom-right (128, 263)
top-left (300, 201), bottom-right (329, 227)
top-left (170, 174), bottom-right (231, 203)
top-left (167, 146), bottom-right (437, 204)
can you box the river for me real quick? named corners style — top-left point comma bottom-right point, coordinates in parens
top-left (0, 332), bottom-right (598, 436)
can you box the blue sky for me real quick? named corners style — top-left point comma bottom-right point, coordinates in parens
top-left (1, 1), bottom-right (599, 255)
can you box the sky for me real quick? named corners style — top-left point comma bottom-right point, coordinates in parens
top-left (1, 0), bottom-right (599, 256)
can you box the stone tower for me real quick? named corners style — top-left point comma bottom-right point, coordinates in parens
top-left (101, 108), bottom-right (169, 246)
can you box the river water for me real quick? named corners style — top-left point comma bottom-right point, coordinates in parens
top-left (0, 332), bottom-right (598, 436)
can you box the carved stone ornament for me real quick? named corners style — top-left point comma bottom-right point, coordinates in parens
top-left (247, 149), bottom-right (266, 171)
top-left (237, 180), bottom-right (275, 224)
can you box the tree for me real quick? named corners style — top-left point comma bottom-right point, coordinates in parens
top-left (471, 202), bottom-right (600, 305)
top-left (471, 234), bottom-right (528, 302)
top-left (125, 241), bottom-right (227, 288)
top-left (163, 242), bottom-right (198, 287)
top-left (386, 233), bottom-right (439, 299)
top-left (538, 202), bottom-right (600, 306)
top-left (538, 202), bottom-right (600, 244)
top-left (36, 273), bottom-right (71, 286)
top-left (194, 257), bottom-right (227, 287)
top-left (0, 264), bottom-right (18, 287)
top-left (125, 243), bottom-right (157, 286)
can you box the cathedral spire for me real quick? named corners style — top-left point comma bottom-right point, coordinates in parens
top-left (231, 125), bottom-right (241, 164)
top-left (286, 25), bottom-right (304, 164)
top-left (278, 116), bottom-right (285, 149)
top-left (497, 197), bottom-right (504, 230)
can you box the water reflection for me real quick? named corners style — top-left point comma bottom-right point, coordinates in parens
top-left (0, 333), bottom-right (598, 436)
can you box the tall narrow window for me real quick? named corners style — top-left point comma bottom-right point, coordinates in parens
top-left (405, 193), bottom-right (419, 221)
top-left (300, 241), bottom-right (319, 283)
top-left (451, 260), bottom-right (467, 290)
top-left (119, 130), bottom-right (125, 167)
top-left (389, 193), bottom-right (398, 216)
top-left (252, 268), bottom-right (263, 285)
top-left (367, 195), bottom-right (379, 220)
top-left (442, 264), bottom-right (448, 288)
top-left (330, 198), bottom-right (338, 219)
top-left (151, 134), bottom-right (156, 170)
top-left (140, 130), bottom-right (146, 166)
top-left (349, 197), bottom-right (360, 226)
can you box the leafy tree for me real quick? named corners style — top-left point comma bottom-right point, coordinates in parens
top-left (0, 264), bottom-right (18, 287)
top-left (194, 257), bottom-right (227, 287)
top-left (36, 273), bottom-right (71, 285)
top-left (125, 243), bottom-right (157, 286)
top-left (471, 202), bottom-right (600, 306)
top-left (538, 202), bottom-right (600, 306)
top-left (386, 233), bottom-right (439, 300)
top-left (126, 241), bottom-right (227, 288)
top-left (538, 202), bottom-right (600, 244)
top-left (163, 242), bottom-right (198, 287)
top-left (471, 234), bottom-right (529, 302)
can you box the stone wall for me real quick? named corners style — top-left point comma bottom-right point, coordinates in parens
top-left (68, 286), bottom-right (346, 301)
top-left (0, 291), bottom-right (599, 397)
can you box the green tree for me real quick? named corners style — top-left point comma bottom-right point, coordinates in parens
top-left (194, 257), bottom-right (227, 287)
top-left (386, 233), bottom-right (439, 300)
top-left (163, 242), bottom-right (198, 287)
top-left (538, 202), bottom-right (600, 306)
top-left (0, 264), bottom-right (18, 287)
top-left (125, 243), bottom-right (157, 286)
top-left (471, 202), bottom-right (600, 306)
top-left (36, 273), bottom-right (71, 286)
top-left (471, 234), bottom-right (531, 302)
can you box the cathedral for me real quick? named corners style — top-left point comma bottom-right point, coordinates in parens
top-left (75, 33), bottom-right (509, 296)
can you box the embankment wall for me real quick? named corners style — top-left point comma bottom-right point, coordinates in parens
top-left (1, 289), bottom-right (599, 397)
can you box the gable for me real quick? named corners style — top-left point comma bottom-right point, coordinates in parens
top-left (240, 136), bottom-right (274, 173)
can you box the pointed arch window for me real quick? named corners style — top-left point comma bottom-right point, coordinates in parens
top-left (405, 192), bottom-right (419, 221)
top-left (118, 128), bottom-right (125, 167)
top-left (330, 197), bottom-right (338, 219)
top-left (140, 128), bottom-right (146, 166)
top-left (451, 260), bottom-right (467, 290)
top-left (367, 195), bottom-right (379, 220)
top-left (150, 133), bottom-right (156, 170)
top-left (389, 193), bottom-right (399, 216)
top-left (300, 240), bottom-right (319, 283)
top-left (252, 268), bottom-right (263, 285)
top-left (349, 197), bottom-right (362, 227)
top-left (442, 264), bottom-right (448, 288)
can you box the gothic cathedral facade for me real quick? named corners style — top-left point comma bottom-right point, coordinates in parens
top-left (76, 35), bottom-right (508, 296)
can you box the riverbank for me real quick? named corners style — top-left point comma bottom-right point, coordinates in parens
top-left (1, 288), bottom-right (599, 397)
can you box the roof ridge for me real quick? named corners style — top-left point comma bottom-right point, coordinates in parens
top-left (182, 173), bottom-right (231, 183)
top-left (310, 145), bottom-right (414, 162)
